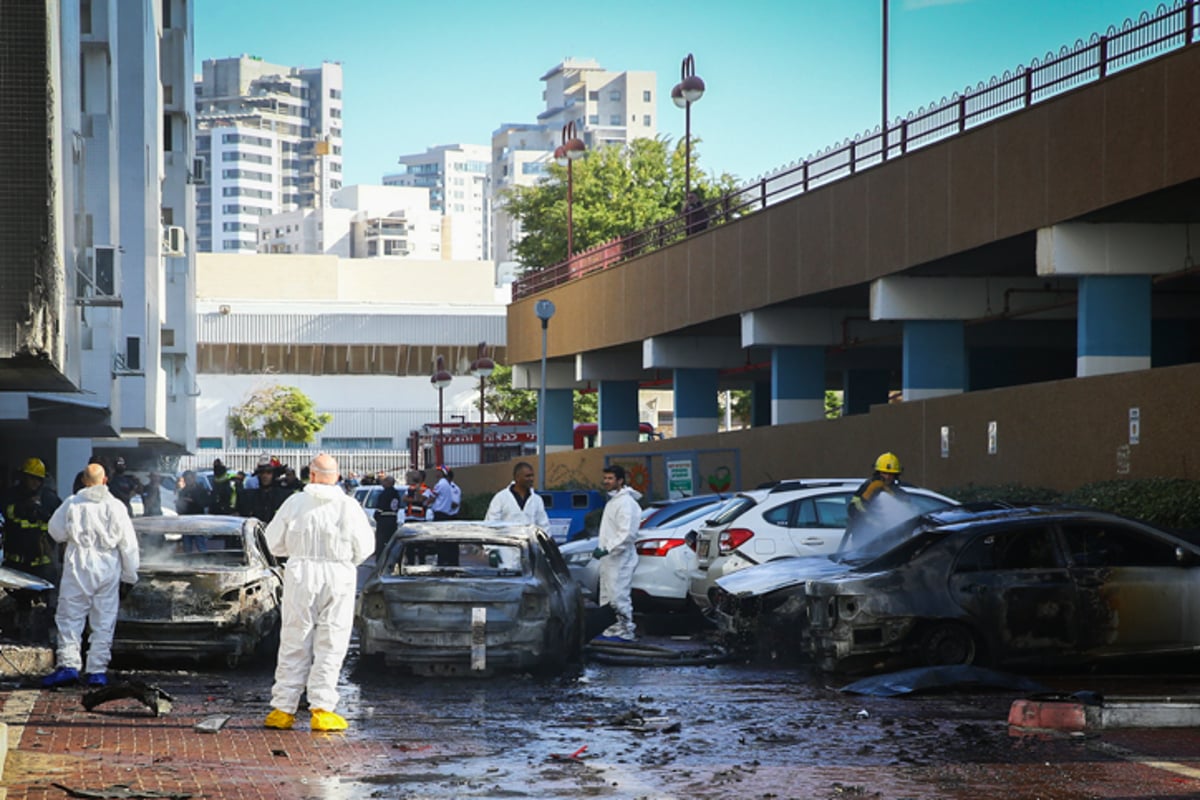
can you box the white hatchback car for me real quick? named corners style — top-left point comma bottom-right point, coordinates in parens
top-left (689, 479), bottom-right (957, 613)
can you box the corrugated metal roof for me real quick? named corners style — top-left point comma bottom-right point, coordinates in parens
top-left (198, 311), bottom-right (506, 346)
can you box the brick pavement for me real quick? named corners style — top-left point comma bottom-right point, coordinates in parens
top-left (0, 678), bottom-right (396, 800)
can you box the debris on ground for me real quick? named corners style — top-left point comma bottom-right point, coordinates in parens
top-left (193, 714), bottom-right (230, 733)
top-left (548, 745), bottom-right (588, 760)
top-left (81, 681), bottom-right (175, 716)
top-left (838, 665), bottom-right (1050, 698)
top-left (50, 784), bottom-right (192, 799)
top-left (584, 636), bottom-right (736, 667)
top-left (608, 709), bottom-right (682, 734)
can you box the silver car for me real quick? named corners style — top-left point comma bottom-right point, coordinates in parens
top-left (356, 522), bottom-right (584, 676)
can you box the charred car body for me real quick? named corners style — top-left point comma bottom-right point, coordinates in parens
top-left (114, 515), bottom-right (282, 667)
top-left (806, 505), bottom-right (1200, 674)
top-left (356, 522), bottom-right (585, 676)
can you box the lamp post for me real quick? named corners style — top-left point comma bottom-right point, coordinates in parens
top-left (534, 299), bottom-right (556, 491)
top-left (469, 342), bottom-right (495, 465)
top-left (555, 122), bottom-right (586, 258)
top-left (430, 355), bottom-right (452, 467)
top-left (672, 53), bottom-right (705, 205)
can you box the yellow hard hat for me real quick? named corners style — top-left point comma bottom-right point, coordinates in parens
top-left (20, 457), bottom-right (47, 479)
top-left (874, 452), bottom-right (902, 475)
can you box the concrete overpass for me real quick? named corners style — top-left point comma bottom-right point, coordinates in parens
top-left (495, 8), bottom-right (1200, 492)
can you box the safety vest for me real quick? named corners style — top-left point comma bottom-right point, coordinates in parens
top-left (3, 500), bottom-right (52, 567)
top-left (212, 473), bottom-right (238, 513)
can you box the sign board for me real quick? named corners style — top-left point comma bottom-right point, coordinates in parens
top-left (666, 459), bottom-right (694, 500)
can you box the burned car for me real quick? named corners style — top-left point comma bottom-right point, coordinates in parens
top-left (806, 505), bottom-right (1200, 674)
top-left (356, 522), bottom-right (584, 676)
top-left (113, 515), bottom-right (282, 667)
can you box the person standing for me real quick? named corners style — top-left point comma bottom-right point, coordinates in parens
top-left (591, 464), bottom-right (642, 642)
top-left (373, 474), bottom-right (402, 560)
top-left (683, 190), bottom-right (710, 235)
top-left (107, 456), bottom-right (141, 516)
top-left (401, 469), bottom-right (433, 522)
top-left (845, 452), bottom-right (910, 546)
top-left (210, 459), bottom-right (238, 515)
top-left (429, 465), bottom-right (460, 521)
top-left (263, 453), bottom-right (374, 732)
top-left (41, 463), bottom-right (139, 688)
top-left (3, 457), bottom-right (62, 637)
top-left (484, 462), bottom-right (549, 528)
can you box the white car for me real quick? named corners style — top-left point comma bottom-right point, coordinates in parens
top-left (353, 484), bottom-right (384, 529)
top-left (689, 479), bottom-right (957, 613)
top-left (561, 498), bottom-right (734, 612)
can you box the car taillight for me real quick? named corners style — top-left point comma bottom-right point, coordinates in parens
top-left (718, 528), bottom-right (754, 554)
top-left (636, 538), bottom-right (686, 557)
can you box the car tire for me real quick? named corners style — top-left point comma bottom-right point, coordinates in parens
top-left (918, 621), bottom-right (982, 667)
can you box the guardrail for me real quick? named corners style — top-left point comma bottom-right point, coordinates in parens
top-left (513, 0), bottom-right (1198, 301)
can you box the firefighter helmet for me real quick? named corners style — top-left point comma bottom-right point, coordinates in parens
top-left (20, 457), bottom-right (47, 479)
top-left (873, 452), bottom-right (902, 475)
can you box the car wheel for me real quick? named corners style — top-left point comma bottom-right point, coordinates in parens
top-left (918, 622), bottom-right (980, 666)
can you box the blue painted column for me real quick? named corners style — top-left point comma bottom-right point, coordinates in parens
top-left (674, 368), bottom-right (718, 438)
top-left (772, 346), bottom-right (825, 424)
top-left (598, 380), bottom-right (640, 446)
top-left (842, 369), bottom-right (890, 415)
top-left (902, 320), bottom-right (965, 400)
top-left (1078, 275), bottom-right (1151, 376)
top-left (544, 388), bottom-right (575, 453)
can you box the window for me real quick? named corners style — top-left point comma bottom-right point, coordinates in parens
top-left (643, 90), bottom-right (652, 102)
top-left (588, 115), bottom-right (599, 125)
top-left (1061, 522), bottom-right (1181, 568)
top-left (197, 437), bottom-right (224, 449)
top-left (588, 90), bottom-right (599, 101)
top-left (610, 90), bottom-right (621, 101)
top-left (643, 114), bottom-right (652, 126)
top-left (329, 88), bottom-right (342, 99)
top-left (610, 114), bottom-right (621, 125)
top-left (955, 526), bottom-right (1062, 573)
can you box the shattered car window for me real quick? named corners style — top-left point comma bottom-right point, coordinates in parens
top-left (1061, 522), bottom-right (1181, 568)
top-left (137, 530), bottom-right (249, 568)
top-left (388, 540), bottom-right (527, 577)
top-left (954, 525), bottom-right (1061, 572)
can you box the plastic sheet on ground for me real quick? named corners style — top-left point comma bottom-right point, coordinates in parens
top-left (838, 664), bottom-right (1050, 697)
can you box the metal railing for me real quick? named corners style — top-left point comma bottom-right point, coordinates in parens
top-left (513, 0), bottom-right (1197, 301)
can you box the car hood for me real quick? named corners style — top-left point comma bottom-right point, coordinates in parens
top-left (0, 565), bottom-right (54, 591)
top-left (714, 555), bottom-right (852, 598)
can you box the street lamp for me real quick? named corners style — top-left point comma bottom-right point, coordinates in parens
top-left (672, 53), bottom-right (706, 207)
top-left (534, 299), bottom-right (556, 491)
top-left (430, 355), bottom-right (453, 466)
top-left (469, 342), bottom-right (495, 465)
top-left (556, 122), bottom-right (586, 259)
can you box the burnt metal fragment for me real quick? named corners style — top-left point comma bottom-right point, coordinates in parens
top-left (81, 681), bottom-right (174, 716)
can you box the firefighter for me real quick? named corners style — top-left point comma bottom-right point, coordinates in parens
top-left (210, 459), bottom-right (238, 515)
top-left (3, 457), bottom-right (62, 638)
top-left (845, 452), bottom-right (909, 546)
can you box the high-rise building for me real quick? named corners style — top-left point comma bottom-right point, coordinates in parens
top-left (384, 144), bottom-right (491, 261)
top-left (194, 56), bottom-right (344, 254)
top-left (0, 0), bottom-right (198, 489)
top-left (491, 59), bottom-right (656, 275)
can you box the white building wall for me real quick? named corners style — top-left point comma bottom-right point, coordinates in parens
top-left (384, 144), bottom-right (491, 261)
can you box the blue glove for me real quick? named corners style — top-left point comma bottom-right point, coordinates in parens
top-left (591, 547), bottom-right (609, 560)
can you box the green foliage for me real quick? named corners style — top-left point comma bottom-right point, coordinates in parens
top-left (825, 391), bottom-right (843, 419)
top-left (226, 385), bottom-right (330, 445)
top-left (480, 364), bottom-right (598, 424)
top-left (936, 478), bottom-right (1200, 531)
top-left (718, 390), bottom-right (752, 428)
top-left (504, 136), bottom-right (738, 271)
top-left (1063, 479), bottom-right (1200, 531)
top-left (457, 492), bottom-right (493, 521)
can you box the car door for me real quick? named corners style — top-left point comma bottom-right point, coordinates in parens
top-left (947, 523), bottom-right (1077, 661)
top-left (1060, 520), bottom-right (1198, 655)
top-left (758, 492), bottom-right (854, 558)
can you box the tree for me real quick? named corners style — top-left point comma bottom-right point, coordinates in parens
top-left (227, 385), bottom-right (331, 445)
top-left (504, 136), bottom-right (738, 271)
top-left (478, 364), bottom-right (598, 424)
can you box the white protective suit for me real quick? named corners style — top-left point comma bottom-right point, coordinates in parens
top-left (265, 482), bottom-right (374, 714)
top-left (47, 484), bottom-right (139, 674)
top-left (484, 484), bottom-right (550, 528)
top-left (597, 485), bottom-right (642, 640)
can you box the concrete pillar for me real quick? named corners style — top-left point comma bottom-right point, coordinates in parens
top-left (56, 437), bottom-right (93, 497)
top-left (674, 368), bottom-right (718, 438)
top-left (598, 380), bottom-right (640, 446)
top-left (843, 369), bottom-right (890, 415)
top-left (1077, 275), bottom-right (1151, 377)
top-left (772, 346), bottom-right (826, 424)
top-left (544, 389), bottom-right (575, 453)
top-left (902, 320), bottom-right (965, 401)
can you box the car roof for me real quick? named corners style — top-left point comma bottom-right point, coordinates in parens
top-left (133, 515), bottom-right (251, 534)
top-left (399, 521), bottom-right (544, 543)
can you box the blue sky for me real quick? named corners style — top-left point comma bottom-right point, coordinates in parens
top-left (196, 0), bottom-right (1161, 187)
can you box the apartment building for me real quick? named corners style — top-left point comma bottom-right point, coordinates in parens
top-left (256, 184), bottom-right (442, 259)
top-left (195, 56), bottom-right (344, 254)
top-left (384, 144), bottom-right (491, 261)
top-left (0, 0), bottom-right (198, 492)
top-left (492, 58), bottom-right (656, 274)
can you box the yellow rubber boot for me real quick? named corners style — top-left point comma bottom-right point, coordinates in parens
top-left (310, 708), bottom-right (348, 731)
top-left (264, 709), bottom-right (295, 730)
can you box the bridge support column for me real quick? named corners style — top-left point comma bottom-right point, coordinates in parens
top-left (1077, 275), bottom-right (1151, 376)
top-left (674, 368), bottom-right (719, 438)
top-left (772, 346), bottom-right (826, 424)
top-left (598, 380), bottom-right (640, 446)
top-left (544, 389), bottom-right (575, 453)
top-left (843, 369), bottom-right (890, 415)
top-left (903, 320), bottom-right (965, 401)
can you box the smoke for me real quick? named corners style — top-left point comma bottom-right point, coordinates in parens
top-left (840, 492), bottom-right (923, 557)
